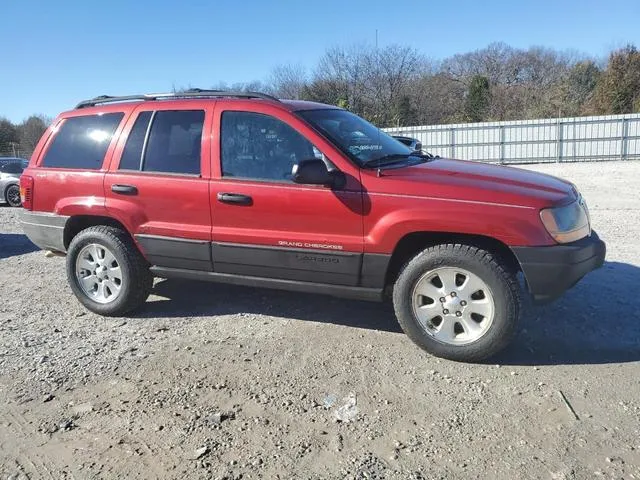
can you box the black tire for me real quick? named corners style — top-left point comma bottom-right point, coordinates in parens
top-left (66, 226), bottom-right (153, 316)
top-left (393, 244), bottom-right (520, 362)
top-left (5, 184), bottom-right (21, 207)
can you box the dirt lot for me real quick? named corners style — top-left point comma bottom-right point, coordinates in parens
top-left (1, 161), bottom-right (639, 480)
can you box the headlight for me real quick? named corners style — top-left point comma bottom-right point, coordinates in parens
top-left (540, 197), bottom-right (591, 243)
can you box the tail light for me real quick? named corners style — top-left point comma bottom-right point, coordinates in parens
top-left (20, 175), bottom-right (34, 210)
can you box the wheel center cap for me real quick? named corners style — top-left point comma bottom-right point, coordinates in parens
top-left (443, 296), bottom-right (462, 314)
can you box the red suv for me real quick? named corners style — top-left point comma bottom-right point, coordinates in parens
top-left (20, 90), bottom-right (605, 361)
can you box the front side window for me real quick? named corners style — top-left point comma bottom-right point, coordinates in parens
top-left (221, 111), bottom-right (320, 182)
top-left (297, 109), bottom-right (411, 166)
top-left (42, 113), bottom-right (124, 169)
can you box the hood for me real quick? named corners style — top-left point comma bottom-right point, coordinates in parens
top-left (366, 157), bottom-right (575, 208)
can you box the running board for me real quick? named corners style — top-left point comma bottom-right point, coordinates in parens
top-left (149, 266), bottom-right (384, 302)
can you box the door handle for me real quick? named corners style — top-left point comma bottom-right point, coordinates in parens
top-left (217, 192), bottom-right (253, 205)
top-left (111, 184), bottom-right (138, 195)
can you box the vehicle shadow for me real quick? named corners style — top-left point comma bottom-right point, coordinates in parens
top-left (145, 278), bottom-right (402, 333)
top-left (0, 233), bottom-right (39, 260)
top-left (142, 261), bottom-right (639, 366)
top-left (496, 261), bottom-right (640, 366)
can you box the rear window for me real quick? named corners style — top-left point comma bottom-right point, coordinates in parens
top-left (0, 162), bottom-right (24, 174)
top-left (41, 113), bottom-right (124, 169)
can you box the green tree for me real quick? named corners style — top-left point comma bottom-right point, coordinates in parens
top-left (392, 95), bottom-right (417, 127)
top-left (464, 75), bottom-right (491, 122)
top-left (0, 118), bottom-right (19, 146)
top-left (563, 61), bottom-right (601, 115)
top-left (594, 45), bottom-right (640, 114)
top-left (18, 115), bottom-right (49, 152)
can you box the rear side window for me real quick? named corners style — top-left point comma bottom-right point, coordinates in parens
top-left (42, 113), bottom-right (124, 169)
top-left (144, 110), bottom-right (204, 175)
top-left (119, 111), bottom-right (153, 170)
top-left (118, 110), bottom-right (204, 175)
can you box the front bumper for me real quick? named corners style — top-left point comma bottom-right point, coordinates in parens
top-left (511, 231), bottom-right (606, 303)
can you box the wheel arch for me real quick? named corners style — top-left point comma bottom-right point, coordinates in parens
top-left (64, 215), bottom-right (133, 250)
top-left (384, 231), bottom-right (521, 289)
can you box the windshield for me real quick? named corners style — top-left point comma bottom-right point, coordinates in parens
top-left (297, 109), bottom-right (412, 166)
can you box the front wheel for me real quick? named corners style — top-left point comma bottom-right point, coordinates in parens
top-left (5, 184), bottom-right (21, 207)
top-left (66, 226), bottom-right (153, 316)
top-left (393, 244), bottom-right (520, 362)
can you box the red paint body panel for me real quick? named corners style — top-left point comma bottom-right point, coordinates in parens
top-left (209, 101), bottom-right (364, 252)
top-left (103, 101), bottom-right (214, 242)
top-left (22, 97), bottom-right (577, 266)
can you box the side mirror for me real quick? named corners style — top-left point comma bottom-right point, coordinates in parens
top-left (292, 159), bottom-right (345, 188)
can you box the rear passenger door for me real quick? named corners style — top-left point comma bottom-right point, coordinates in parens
top-left (105, 104), bottom-right (214, 271)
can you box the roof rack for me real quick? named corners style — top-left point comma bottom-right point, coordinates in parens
top-left (75, 88), bottom-right (280, 109)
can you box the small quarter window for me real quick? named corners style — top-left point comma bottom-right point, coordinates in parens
top-left (42, 113), bottom-right (124, 169)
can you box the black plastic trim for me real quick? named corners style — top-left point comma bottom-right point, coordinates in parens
top-left (76, 90), bottom-right (280, 109)
top-left (135, 234), bottom-right (212, 271)
top-left (361, 253), bottom-right (392, 288)
top-left (511, 231), bottom-right (606, 303)
top-left (150, 266), bottom-right (383, 302)
top-left (20, 211), bottom-right (68, 252)
top-left (212, 242), bottom-right (362, 286)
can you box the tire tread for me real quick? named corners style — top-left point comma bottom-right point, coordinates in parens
top-left (66, 226), bottom-right (152, 316)
top-left (393, 243), bottom-right (520, 362)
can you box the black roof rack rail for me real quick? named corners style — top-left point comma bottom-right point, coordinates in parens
top-left (75, 89), bottom-right (280, 109)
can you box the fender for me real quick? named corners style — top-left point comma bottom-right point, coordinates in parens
top-left (364, 197), bottom-right (555, 254)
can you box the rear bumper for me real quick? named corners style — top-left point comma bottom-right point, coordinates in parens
top-left (511, 231), bottom-right (606, 303)
top-left (20, 211), bottom-right (68, 253)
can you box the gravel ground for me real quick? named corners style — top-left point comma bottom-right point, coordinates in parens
top-left (1, 161), bottom-right (639, 480)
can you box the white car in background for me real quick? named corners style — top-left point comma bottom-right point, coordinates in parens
top-left (0, 158), bottom-right (28, 207)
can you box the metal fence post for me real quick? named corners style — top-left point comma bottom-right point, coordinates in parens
top-left (499, 125), bottom-right (505, 164)
top-left (556, 119), bottom-right (563, 163)
top-left (450, 127), bottom-right (456, 158)
top-left (620, 118), bottom-right (628, 160)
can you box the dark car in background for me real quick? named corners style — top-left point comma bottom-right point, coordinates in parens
top-left (392, 135), bottom-right (422, 152)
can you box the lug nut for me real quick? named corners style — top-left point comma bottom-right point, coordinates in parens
top-left (443, 309), bottom-right (449, 314)
top-left (450, 292), bottom-right (456, 297)
top-left (456, 311), bottom-right (462, 317)
top-left (439, 297), bottom-right (446, 303)
top-left (460, 300), bottom-right (467, 306)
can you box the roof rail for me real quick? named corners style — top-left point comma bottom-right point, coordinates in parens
top-left (75, 89), bottom-right (280, 109)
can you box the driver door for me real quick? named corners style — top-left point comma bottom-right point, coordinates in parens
top-left (209, 105), bottom-right (365, 286)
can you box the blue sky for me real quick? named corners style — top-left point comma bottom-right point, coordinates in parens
top-left (3, 0), bottom-right (638, 122)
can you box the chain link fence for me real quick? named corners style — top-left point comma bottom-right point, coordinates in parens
top-left (0, 142), bottom-right (32, 160)
top-left (385, 113), bottom-right (640, 164)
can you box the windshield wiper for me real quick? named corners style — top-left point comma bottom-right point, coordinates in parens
top-left (361, 152), bottom-right (434, 169)
top-left (361, 153), bottom-right (411, 169)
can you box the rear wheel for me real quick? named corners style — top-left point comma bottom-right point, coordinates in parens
top-left (5, 184), bottom-right (21, 207)
top-left (66, 226), bottom-right (153, 316)
top-left (393, 244), bottom-right (520, 362)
